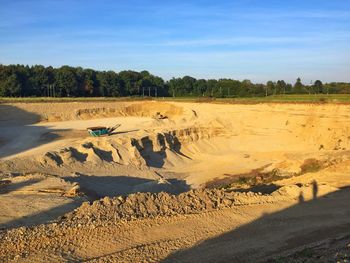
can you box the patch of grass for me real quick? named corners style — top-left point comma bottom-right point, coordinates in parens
top-left (205, 168), bottom-right (287, 190)
top-left (300, 158), bottom-right (323, 174)
top-left (236, 169), bottom-right (285, 186)
top-left (272, 248), bottom-right (314, 262)
top-left (272, 257), bottom-right (286, 263)
top-left (2, 94), bottom-right (350, 104)
top-left (212, 94), bottom-right (350, 104)
top-left (319, 97), bottom-right (327, 103)
top-left (294, 248), bottom-right (314, 258)
top-left (236, 176), bottom-right (250, 185)
top-left (0, 97), bottom-right (146, 104)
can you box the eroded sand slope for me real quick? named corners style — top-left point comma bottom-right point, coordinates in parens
top-left (0, 101), bottom-right (350, 262)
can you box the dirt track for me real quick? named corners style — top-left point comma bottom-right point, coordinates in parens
top-left (0, 101), bottom-right (350, 261)
top-left (1, 186), bottom-right (349, 262)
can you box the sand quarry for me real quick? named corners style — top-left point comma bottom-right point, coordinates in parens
top-left (0, 100), bottom-right (350, 262)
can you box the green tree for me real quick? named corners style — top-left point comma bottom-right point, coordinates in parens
top-left (217, 79), bottom-right (240, 97)
top-left (239, 80), bottom-right (253, 97)
top-left (97, 71), bottom-right (122, 97)
top-left (266, 81), bottom-right (275, 96)
top-left (0, 74), bottom-right (22, 96)
top-left (182, 76), bottom-right (196, 96)
top-left (82, 69), bottom-right (97, 96)
top-left (206, 79), bottom-right (218, 97)
top-left (119, 70), bottom-right (142, 96)
top-left (29, 65), bottom-right (53, 96)
top-left (276, 80), bottom-right (287, 95)
top-left (168, 78), bottom-right (181, 97)
top-left (313, 80), bottom-right (323, 94)
top-left (1, 63), bottom-right (350, 98)
top-left (293, 78), bottom-right (305, 94)
top-left (54, 66), bottom-right (78, 97)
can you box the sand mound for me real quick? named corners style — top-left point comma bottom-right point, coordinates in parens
top-left (61, 187), bottom-right (300, 226)
top-left (0, 182), bottom-right (325, 233)
top-left (0, 184), bottom-right (348, 263)
top-left (37, 139), bottom-right (146, 168)
top-left (32, 126), bottom-right (224, 170)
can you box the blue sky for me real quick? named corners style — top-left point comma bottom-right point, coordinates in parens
top-left (0, 0), bottom-right (349, 83)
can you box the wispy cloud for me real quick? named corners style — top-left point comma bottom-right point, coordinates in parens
top-left (157, 34), bottom-right (350, 47)
top-left (0, 0), bottom-right (349, 82)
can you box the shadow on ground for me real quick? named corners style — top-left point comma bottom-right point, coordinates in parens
top-left (0, 174), bottom-right (83, 230)
top-left (163, 185), bottom-right (350, 263)
top-left (0, 104), bottom-right (71, 158)
top-left (65, 174), bottom-right (190, 200)
top-left (0, 201), bottom-right (83, 230)
top-left (110, 129), bottom-right (139, 136)
top-left (0, 178), bottom-right (43, 194)
top-left (0, 174), bottom-right (190, 230)
top-left (131, 133), bottom-right (191, 168)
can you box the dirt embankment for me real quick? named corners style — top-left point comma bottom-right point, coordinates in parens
top-left (0, 101), bottom-right (186, 123)
top-left (0, 182), bottom-right (345, 262)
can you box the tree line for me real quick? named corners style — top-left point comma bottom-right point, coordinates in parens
top-left (0, 64), bottom-right (349, 97)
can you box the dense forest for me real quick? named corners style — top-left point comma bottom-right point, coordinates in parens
top-left (0, 64), bottom-right (349, 98)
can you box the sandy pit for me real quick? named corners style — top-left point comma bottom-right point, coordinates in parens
top-left (0, 100), bottom-right (350, 262)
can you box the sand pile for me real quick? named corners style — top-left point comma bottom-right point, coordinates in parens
top-left (60, 186), bottom-right (307, 226)
top-left (0, 187), bottom-right (282, 260)
top-left (27, 138), bottom-right (147, 170)
top-left (0, 186), bottom-right (289, 233)
top-left (10, 126), bottom-right (223, 170)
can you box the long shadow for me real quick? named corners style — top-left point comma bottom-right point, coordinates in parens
top-left (65, 174), bottom-right (190, 200)
top-left (0, 178), bottom-right (43, 194)
top-left (163, 186), bottom-right (350, 262)
top-left (109, 129), bottom-right (139, 136)
top-left (0, 174), bottom-right (190, 230)
top-left (0, 200), bottom-right (83, 230)
top-left (0, 104), bottom-right (70, 159)
top-left (229, 183), bottom-right (281, 194)
top-left (131, 137), bottom-right (166, 168)
top-left (164, 133), bottom-right (192, 159)
top-left (131, 133), bottom-right (191, 168)
top-left (0, 176), bottom-right (82, 230)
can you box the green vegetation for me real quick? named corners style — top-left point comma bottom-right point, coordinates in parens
top-left (213, 94), bottom-right (350, 103)
top-left (274, 248), bottom-right (315, 262)
top-left (1, 64), bottom-right (350, 99)
top-left (2, 94), bottom-right (350, 104)
top-left (235, 169), bottom-right (285, 186)
top-left (205, 169), bottom-right (286, 189)
top-left (300, 159), bottom-right (324, 174)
